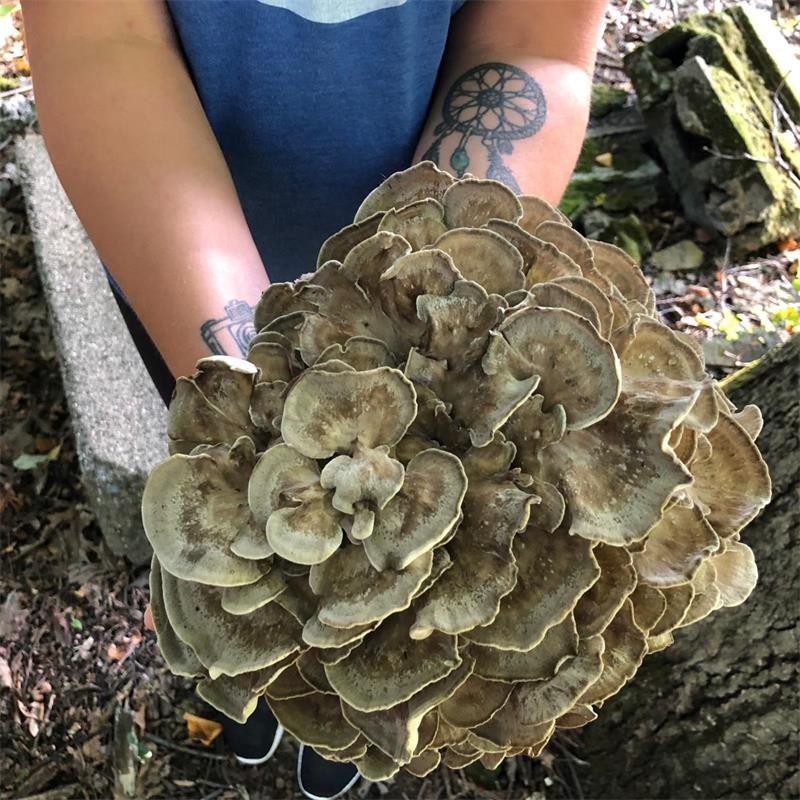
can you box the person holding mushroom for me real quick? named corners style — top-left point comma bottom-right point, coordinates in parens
top-left (23, 1), bottom-right (769, 798)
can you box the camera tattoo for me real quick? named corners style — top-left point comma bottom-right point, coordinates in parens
top-left (422, 62), bottom-right (547, 193)
top-left (200, 299), bottom-right (256, 356)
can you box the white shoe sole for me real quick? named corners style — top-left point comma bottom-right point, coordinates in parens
top-left (297, 744), bottom-right (361, 800)
top-left (235, 723), bottom-right (285, 766)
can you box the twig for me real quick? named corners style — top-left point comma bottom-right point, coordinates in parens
top-left (767, 77), bottom-right (800, 192)
top-left (702, 146), bottom-right (771, 165)
top-left (12, 525), bottom-right (58, 562)
top-left (716, 238), bottom-right (732, 312)
top-left (0, 84), bottom-right (33, 99)
top-left (10, 785), bottom-right (81, 800)
top-left (144, 733), bottom-right (230, 762)
top-left (440, 763), bottom-right (453, 800)
top-left (415, 778), bottom-right (430, 800)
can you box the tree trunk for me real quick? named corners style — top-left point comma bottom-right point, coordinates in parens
top-left (578, 336), bottom-right (800, 800)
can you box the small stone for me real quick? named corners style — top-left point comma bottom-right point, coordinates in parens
top-left (275, 777), bottom-right (286, 790)
top-left (651, 240), bottom-right (705, 272)
top-left (595, 152), bottom-right (614, 168)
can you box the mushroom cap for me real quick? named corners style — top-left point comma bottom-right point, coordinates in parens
top-left (377, 198), bottom-right (448, 250)
top-left (632, 505), bottom-right (719, 588)
top-left (410, 468), bottom-right (538, 640)
top-left (268, 691), bottom-right (361, 750)
top-left (364, 448), bottom-right (467, 571)
top-left (441, 177), bottom-right (522, 228)
top-left (538, 391), bottom-right (695, 545)
top-left (354, 161), bottom-right (454, 223)
top-left (198, 657), bottom-right (296, 724)
top-left (574, 544), bottom-right (637, 637)
top-left (463, 526), bottom-right (600, 651)
top-left (578, 600), bottom-right (647, 705)
top-left (149, 557), bottom-right (203, 677)
top-left (433, 228), bottom-right (525, 296)
top-left (309, 546), bottom-right (434, 629)
top-left (281, 367), bottom-right (417, 459)
top-left (689, 414), bottom-right (771, 539)
top-left (317, 212), bottom-right (383, 268)
top-left (167, 357), bottom-right (259, 452)
top-left (517, 195), bottom-right (569, 232)
top-left (499, 306), bottom-right (621, 430)
top-left (142, 448), bottom-right (264, 587)
top-left (325, 608), bottom-right (461, 712)
top-left (160, 567), bottom-right (302, 679)
top-left (341, 656), bottom-right (472, 763)
top-left (470, 614), bottom-right (579, 682)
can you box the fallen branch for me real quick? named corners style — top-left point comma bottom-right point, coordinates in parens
top-left (143, 732), bottom-right (230, 762)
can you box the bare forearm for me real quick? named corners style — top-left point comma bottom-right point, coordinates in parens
top-left (23, 0), bottom-right (268, 378)
top-left (415, 0), bottom-right (607, 202)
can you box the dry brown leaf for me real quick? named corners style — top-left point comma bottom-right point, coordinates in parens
top-left (0, 656), bottom-right (13, 690)
top-left (132, 705), bottom-right (146, 732)
top-left (106, 632), bottom-right (143, 663)
top-left (81, 734), bottom-right (105, 762)
top-left (183, 712), bottom-right (222, 746)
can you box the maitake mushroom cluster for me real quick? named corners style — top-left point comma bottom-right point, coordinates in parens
top-left (143, 163), bottom-right (771, 780)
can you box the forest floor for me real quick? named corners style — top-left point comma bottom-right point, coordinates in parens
top-left (1, 2), bottom-right (798, 799)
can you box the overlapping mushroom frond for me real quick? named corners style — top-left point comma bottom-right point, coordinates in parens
top-left (143, 162), bottom-right (771, 776)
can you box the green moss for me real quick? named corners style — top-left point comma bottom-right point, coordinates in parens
top-left (590, 84), bottom-right (629, 118)
top-left (623, 47), bottom-right (674, 110)
top-left (580, 211), bottom-right (651, 263)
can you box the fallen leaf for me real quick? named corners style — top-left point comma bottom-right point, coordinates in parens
top-left (777, 238), bottom-right (798, 253)
top-left (51, 610), bottom-right (71, 646)
top-left (0, 656), bottom-right (13, 690)
top-left (183, 712), bottom-right (222, 746)
top-left (132, 705), bottom-right (146, 733)
top-left (34, 437), bottom-right (58, 453)
top-left (82, 734), bottom-right (106, 762)
top-left (12, 452), bottom-right (48, 470)
top-left (595, 152), bottom-right (613, 167)
top-left (539, 751), bottom-right (555, 770)
top-left (77, 635), bottom-right (95, 660)
top-left (0, 591), bottom-right (28, 640)
top-left (106, 632), bottom-right (143, 664)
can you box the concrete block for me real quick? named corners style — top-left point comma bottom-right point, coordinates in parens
top-left (16, 133), bottom-right (166, 564)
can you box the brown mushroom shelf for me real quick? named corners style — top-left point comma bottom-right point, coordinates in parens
top-left (141, 162), bottom-right (771, 780)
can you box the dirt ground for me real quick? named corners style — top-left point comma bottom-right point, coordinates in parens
top-left (1, 2), bottom-right (798, 799)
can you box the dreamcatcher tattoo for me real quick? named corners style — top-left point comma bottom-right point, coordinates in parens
top-left (422, 62), bottom-right (547, 192)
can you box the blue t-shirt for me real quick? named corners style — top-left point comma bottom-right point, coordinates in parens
top-left (166, 0), bottom-right (465, 282)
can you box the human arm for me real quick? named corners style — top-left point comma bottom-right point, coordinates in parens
top-left (414, 0), bottom-right (608, 203)
top-left (22, 0), bottom-right (269, 379)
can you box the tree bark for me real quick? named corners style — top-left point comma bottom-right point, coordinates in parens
top-left (578, 336), bottom-right (800, 800)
